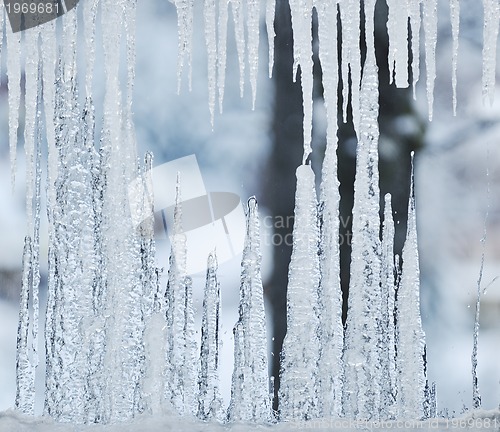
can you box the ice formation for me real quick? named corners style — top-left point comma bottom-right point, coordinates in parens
top-left (228, 198), bottom-right (272, 422)
top-left (278, 165), bottom-right (321, 420)
top-left (198, 252), bottom-right (223, 421)
top-left (6, 0), bottom-right (499, 427)
top-left (395, 155), bottom-right (427, 420)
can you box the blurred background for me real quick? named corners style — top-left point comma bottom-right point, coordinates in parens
top-left (0, 0), bottom-right (499, 417)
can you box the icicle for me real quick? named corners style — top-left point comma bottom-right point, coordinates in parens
top-left (482, 0), bottom-right (500, 105)
top-left (15, 237), bottom-right (35, 415)
top-left (165, 174), bottom-right (198, 416)
top-left (172, 0), bottom-right (195, 92)
top-left (230, 0), bottom-right (245, 97)
top-left (217, 0), bottom-right (229, 112)
top-left (279, 165), bottom-right (321, 421)
top-left (124, 0), bottom-right (137, 124)
top-left (316, 0), bottom-right (343, 418)
top-left (288, 0), bottom-right (314, 163)
top-left (408, 0), bottom-right (421, 99)
top-left (266, 0), bottom-right (276, 78)
top-left (228, 197), bottom-right (271, 423)
top-left (6, 26), bottom-right (21, 190)
top-left (395, 153), bottom-right (427, 419)
top-left (83, 0), bottom-right (99, 101)
top-left (100, 0), bottom-right (145, 421)
top-left (228, 322), bottom-right (246, 420)
top-left (380, 194), bottom-right (397, 419)
top-left (338, 0), bottom-right (361, 133)
top-left (450, 0), bottom-right (460, 115)
top-left (198, 251), bottom-right (223, 421)
top-left (24, 28), bottom-right (40, 236)
top-left (343, 0), bottom-right (382, 420)
top-left (204, 0), bottom-right (217, 125)
top-left (0, 3), bottom-right (4, 79)
top-left (471, 142), bottom-right (490, 410)
top-left (423, 0), bottom-right (437, 120)
top-left (247, 0), bottom-right (260, 109)
top-left (386, 0), bottom-right (409, 88)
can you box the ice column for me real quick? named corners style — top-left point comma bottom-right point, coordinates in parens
top-left (279, 165), bottom-right (321, 421)
top-left (338, 0), bottom-right (361, 132)
top-left (482, 0), bottom-right (500, 105)
top-left (343, 0), bottom-right (383, 420)
top-left (386, 0), bottom-right (409, 88)
top-left (165, 175), bottom-right (198, 416)
top-left (198, 252), bottom-right (224, 421)
top-left (395, 155), bottom-right (427, 420)
top-left (380, 194), bottom-right (397, 419)
top-left (171, 0), bottom-right (195, 92)
top-left (316, 0), bottom-right (344, 418)
top-left (228, 197), bottom-right (272, 422)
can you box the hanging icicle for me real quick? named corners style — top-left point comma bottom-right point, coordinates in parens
top-left (288, 0), bottom-right (314, 163)
top-left (6, 24), bottom-right (21, 190)
top-left (386, 0), bottom-right (410, 88)
top-left (422, 0), bottom-right (437, 120)
top-left (450, 0), bottom-right (460, 115)
top-left (408, 0), bottom-right (422, 99)
top-left (217, 0), bottom-right (229, 112)
top-left (204, 0), bottom-right (217, 125)
top-left (266, 0), bottom-right (276, 78)
top-left (338, 0), bottom-right (361, 133)
top-left (172, 0), bottom-right (195, 92)
top-left (230, 0), bottom-right (246, 97)
top-left (482, 0), bottom-right (500, 105)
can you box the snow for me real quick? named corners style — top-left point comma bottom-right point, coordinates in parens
top-left (1, 409), bottom-right (500, 431)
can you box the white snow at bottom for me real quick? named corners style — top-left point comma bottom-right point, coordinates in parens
top-left (1, 409), bottom-right (500, 431)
